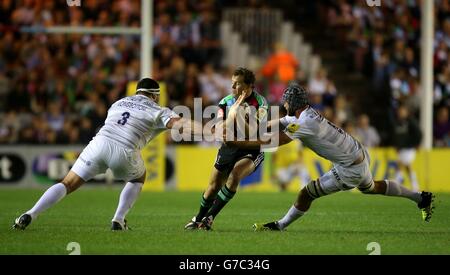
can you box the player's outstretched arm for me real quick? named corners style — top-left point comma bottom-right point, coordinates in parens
top-left (166, 117), bottom-right (182, 129)
top-left (167, 117), bottom-right (214, 139)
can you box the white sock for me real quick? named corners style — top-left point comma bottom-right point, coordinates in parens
top-left (409, 172), bottom-right (419, 192)
top-left (385, 180), bottom-right (421, 203)
top-left (112, 182), bottom-right (143, 223)
top-left (26, 183), bottom-right (67, 219)
top-left (277, 205), bottom-right (305, 230)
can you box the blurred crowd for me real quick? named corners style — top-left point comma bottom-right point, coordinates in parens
top-left (0, 0), bottom-right (225, 144)
top-left (320, 0), bottom-right (450, 147)
top-left (0, 0), bottom-right (449, 149)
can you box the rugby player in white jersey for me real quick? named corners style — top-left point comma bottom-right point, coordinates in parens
top-left (13, 78), bottom-right (202, 230)
top-left (225, 83), bottom-right (434, 231)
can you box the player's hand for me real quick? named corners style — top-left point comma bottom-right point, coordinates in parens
top-left (236, 93), bottom-right (246, 104)
top-left (222, 131), bottom-right (233, 145)
top-left (228, 93), bottom-right (246, 118)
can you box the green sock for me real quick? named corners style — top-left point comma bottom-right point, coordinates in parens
top-left (195, 193), bottom-right (215, 222)
top-left (206, 186), bottom-right (236, 219)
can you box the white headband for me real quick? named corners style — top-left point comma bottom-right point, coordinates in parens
top-left (137, 88), bottom-right (160, 94)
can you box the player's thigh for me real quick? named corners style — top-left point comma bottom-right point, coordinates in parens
top-left (313, 169), bottom-right (343, 197)
top-left (71, 139), bottom-right (108, 182)
top-left (236, 151), bottom-right (263, 173)
top-left (312, 163), bottom-right (368, 197)
top-left (109, 148), bottom-right (146, 182)
top-left (337, 157), bottom-right (373, 190)
top-left (356, 164), bottom-right (375, 193)
top-left (230, 158), bottom-right (256, 180)
top-left (230, 151), bottom-right (264, 179)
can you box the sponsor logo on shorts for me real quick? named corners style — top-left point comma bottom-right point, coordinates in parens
top-left (79, 157), bottom-right (91, 166)
top-left (331, 168), bottom-right (342, 182)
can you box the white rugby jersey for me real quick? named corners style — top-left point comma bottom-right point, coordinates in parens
top-left (280, 106), bottom-right (362, 167)
top-left (96, 94), bottom-right (177, 149)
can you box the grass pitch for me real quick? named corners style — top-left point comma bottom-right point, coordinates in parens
top-left (1, 188), bottom-right (449, 255)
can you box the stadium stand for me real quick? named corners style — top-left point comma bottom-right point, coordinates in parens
top-left (0, 0), bottom-right (448, 148)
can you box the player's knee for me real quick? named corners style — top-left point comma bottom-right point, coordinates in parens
top-left (363, 180), bottom-right (387, 194)
top-left (358, 181), bottom-right (376, 194)
top-left (133, 171), bottom-right (146, 184)
top-left (60, 182), bottom-right (71, 193)
top-left (61, 171), bottom-right (85, 194)
top-left (300, 187), bottom-right (314, 200)
top-left (305, 180), bottom-right (326, 199)
top-left (61, 179), bottom-right (81, 194)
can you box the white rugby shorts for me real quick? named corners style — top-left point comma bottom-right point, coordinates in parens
top-left (71, 136), bottom-right (145, 182)
top-left (316, 148), bottom-right (373, 195)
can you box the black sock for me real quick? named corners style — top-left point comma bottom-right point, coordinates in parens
top-left (195, 193), bottom-right (215, 222)
top-left (206, 186), bottom-right (236, 219)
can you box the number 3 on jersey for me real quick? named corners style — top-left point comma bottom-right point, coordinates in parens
top-left (117, 112), bottom-right (130, 125)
